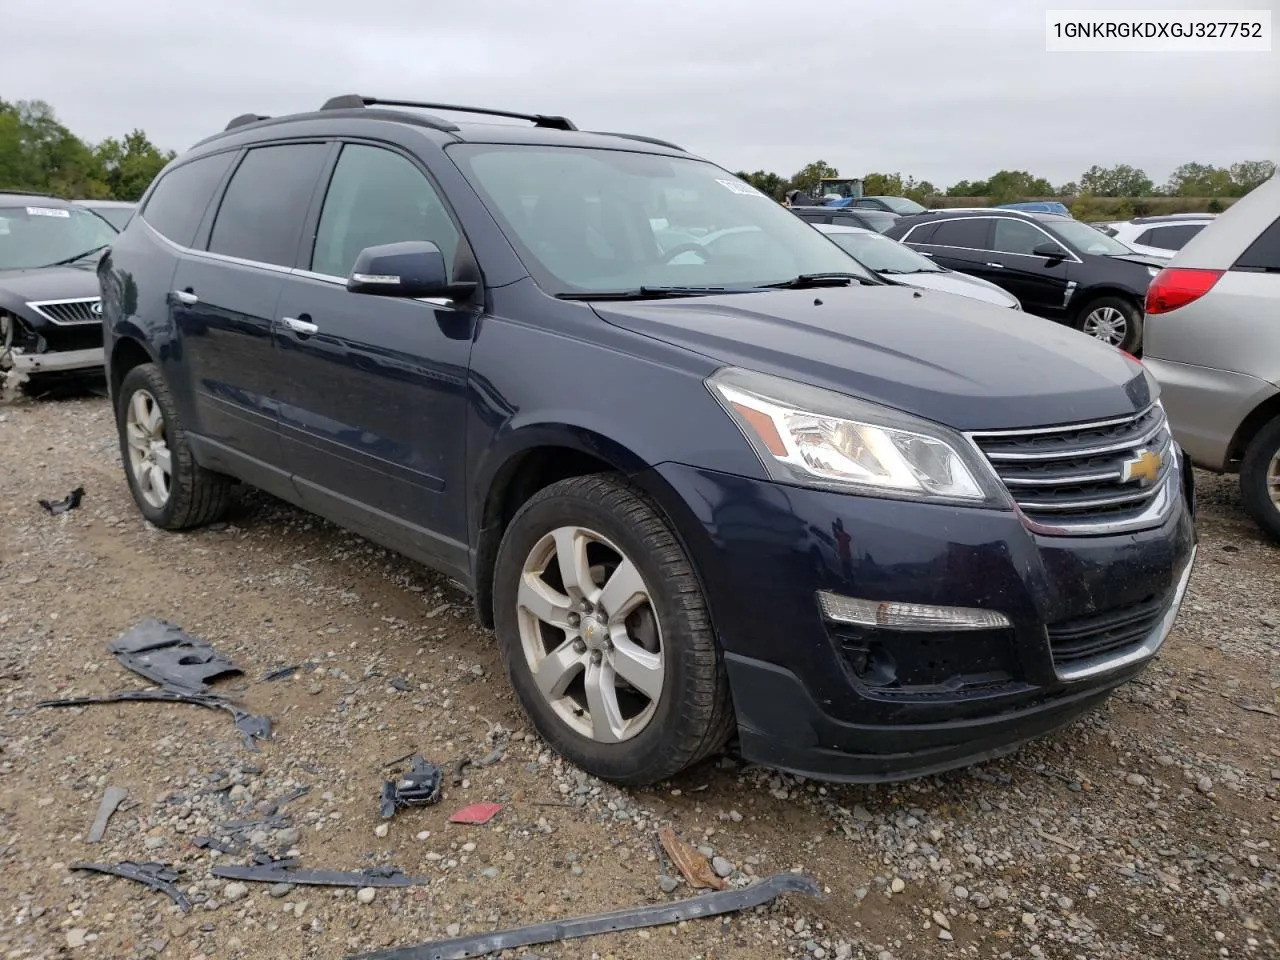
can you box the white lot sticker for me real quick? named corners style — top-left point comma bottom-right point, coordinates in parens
top-left (716, 179), bottom-right (768, 198)
top-left (26, 206), bottom-right (70, 218)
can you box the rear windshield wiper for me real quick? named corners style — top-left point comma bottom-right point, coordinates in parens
top-left (42, 244), bottom-right (110, 268)
top-left (557, 286), bottom-right (744, 301)
top-left (757, 272), bottom-right (875, 289)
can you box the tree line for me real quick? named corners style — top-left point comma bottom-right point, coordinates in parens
top-left (737, 158), bottom-right (1275, 206)
top-left (2, 98), bottom-right (1274, 211)
top-left (1, 99), bottom-right (174, 201)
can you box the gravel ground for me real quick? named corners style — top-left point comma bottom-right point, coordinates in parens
top-left (1, 390), bottom-right (1277, 960)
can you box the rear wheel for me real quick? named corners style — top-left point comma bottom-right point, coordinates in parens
top-left (1077, 295), bottom-right (1143, 354)
top-left (492, 474), bottom-right (734, 785)
top-left (116, 363), bottom-right (230, 529)
top-left (1239, 415), bottom-right (1280, 541)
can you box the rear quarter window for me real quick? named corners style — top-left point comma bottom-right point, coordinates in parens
top-left (1233, 216), bottom-right (1280, 272)
top-left (141, 152), bottom-right (237, 247)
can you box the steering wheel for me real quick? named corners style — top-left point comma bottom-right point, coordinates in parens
top-left (661, 242), bottom-right (716, 264)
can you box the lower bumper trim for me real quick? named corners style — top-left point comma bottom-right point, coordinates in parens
top-left (8, 347), bottom-right (105, 374)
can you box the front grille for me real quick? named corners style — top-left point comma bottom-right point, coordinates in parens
top-left (1047, 594), bottom-right (1165, 668)
top-left (969, 403), bottom-right (1174, 526)
top-left (26, 298), bottom-right (102, 325)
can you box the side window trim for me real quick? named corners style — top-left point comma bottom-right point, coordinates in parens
top-left (202, 138), bottom-right (332, 268)
top-left (912, 216), bottom-right (994, 252)
top-left (137, 148), bottom-right (242, 249)
top-left (300, 138), bottom-right (475, 282)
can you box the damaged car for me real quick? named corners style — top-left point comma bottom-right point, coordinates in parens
top-left (100, 97), bottom-right (1196, 787)
top-left (0, 192), bottom-right (117, 386)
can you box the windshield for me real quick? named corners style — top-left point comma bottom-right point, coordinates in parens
top-left (1043, 218), bottom-right (1134, 257)
top-left (825, 230), bottom-right (942, 273)
top-left (0, 204), bottom-right (118, 270)
top-left (448, 145), bottom-right (877, 295)
top-left (87, 206), bottom-right (135, 231)
top-left (876, 197), bottom-right (927, 215)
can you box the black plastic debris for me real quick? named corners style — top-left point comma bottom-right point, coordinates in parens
top-left (379, 755), bottom-right (443, 819)
top-left (261, 665), bottom-right (299, 682)
top-left (192, 836), bottom-right (244, 855)
top-left (33, 619), bottom-right (272, 751)
top-left (109, 618), bottom-right (242, 695)
top-left (347, 872), bottom-right (822, 959)
top-left (35, 689), bottom-right (272, 751)
top-left (71, 861), bottom-right (192, 912)
top-left (38, 486), bottom-right (84, 515)
top-left (212, 864), bottom-right (430, 888)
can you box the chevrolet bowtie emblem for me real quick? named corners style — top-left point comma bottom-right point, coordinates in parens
top-left (1121, 449), bottom-right (1162, 487)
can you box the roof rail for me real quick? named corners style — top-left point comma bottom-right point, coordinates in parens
top-left (0, 188), bottom-right (56, 198)
top-left (225, 113), bottom-right (270, 131)
top-left (589, 131), bottom-right (685, 152)
top-left (320, 94), bottom-right (577, 131)
top-left (1131, 213), bottom-right (1216, 223)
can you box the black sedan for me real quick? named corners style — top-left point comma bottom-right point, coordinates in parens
top-left (885, 209), bottom-right (1163, 353)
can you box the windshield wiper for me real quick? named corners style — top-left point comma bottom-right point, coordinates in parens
top-left (557, 286), bottom-right (743, 301)
top-left (42, 244), bottom-right (110, 268)
top-left (757, 272), bottom-right (874, 289)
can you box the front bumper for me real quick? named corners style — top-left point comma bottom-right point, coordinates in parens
top-left (644, 456), bottom-right (1197, 783)
top-left (7, 346), bottom-right (105, 375)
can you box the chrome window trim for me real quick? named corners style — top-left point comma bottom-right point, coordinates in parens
top-left (900, 215), bottom-right (1084, 264)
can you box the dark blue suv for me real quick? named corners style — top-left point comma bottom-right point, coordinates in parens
top-left (99, 96), bottom-right (1197, 786)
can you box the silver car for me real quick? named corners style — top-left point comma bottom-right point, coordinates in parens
top-left (1143, 174), bottom-right (1280, 537)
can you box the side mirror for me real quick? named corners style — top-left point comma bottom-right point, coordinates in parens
top-left (346, 240), bottom-right (476, 300)
top-left (1033, 241), bottom-right (1069, 259)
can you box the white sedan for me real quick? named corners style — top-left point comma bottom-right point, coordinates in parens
top-left (811, 223), bottom-right (1022, 309)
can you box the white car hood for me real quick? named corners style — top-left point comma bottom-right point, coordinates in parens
top-left (886, 270), bottom-right (1021, 308)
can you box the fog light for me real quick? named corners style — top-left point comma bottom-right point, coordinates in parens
top-left (816, 591), bottom-right (1011, 632)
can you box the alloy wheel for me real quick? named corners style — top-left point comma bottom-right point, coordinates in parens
top-left (124, 389), bottom-right (172, 509)
top-left (515, 525), bottom-right (665, 743)
top-left (1082, 305), bottom-right (1128, 345)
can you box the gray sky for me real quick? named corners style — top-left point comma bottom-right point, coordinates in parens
top-left (3, 0), bottom-right (1276, 188)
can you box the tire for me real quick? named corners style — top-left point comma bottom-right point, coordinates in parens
top-left (1239, 415), bottom-right (1280, 541)
top-left (492, 474), bottom-right (735, 786)
top-left (1076, 295), bottom-right (1143, 354)
top-left (116, 362), bottom-right (230, 530)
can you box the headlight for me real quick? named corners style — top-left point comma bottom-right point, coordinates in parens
top-left (707, 367), bottom-right (1008, 506)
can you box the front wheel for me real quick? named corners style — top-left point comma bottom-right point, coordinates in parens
top-left (1239, 416), bottom-right (1280, 541)
top-left (1076, 295), bottom-right (1143, 354)
top-left (492, 474), bottom-right (734, 786)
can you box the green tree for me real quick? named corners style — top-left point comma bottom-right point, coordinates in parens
top-left (734, 169), bottom-right (788, 200)
top-left (946, 178), bottom-right (989, 197)
top-left (1165, 162), bottom-right (1234, 197)
top-left (862, 172), bottom-right (905, 196)
top-left (1229, 160), bottom-right (1276, 196)
top-left (789, 160), bottom-right (839, 195)
top-left (95, 130), bottom-right (175, 201)
top-left (983, 170), bottom-right (1054, 203)
top-left (1078, 164), bottom-right (1154, 197)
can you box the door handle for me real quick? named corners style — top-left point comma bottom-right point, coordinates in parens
top-left (281, 315), bottom-right (318, 335)
top-left (984, 262), bottom-right (1005, 269)
top-left (173, 289), bottom-right (199, 305)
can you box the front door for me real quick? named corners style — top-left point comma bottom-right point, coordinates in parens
top-left (986, 217), bottom-right (1073, 319)
top-left (275, 142), bottom-right (476, 580)
top-left (172, 142), bottom-right (331, 467)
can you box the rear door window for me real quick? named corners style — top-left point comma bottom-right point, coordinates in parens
top-left (929, 218), bottom-right (991, 250)
top-left (1139, 224), bottom-right (1203, 250)
top-left (141, 152), bottom-right (237, 247)
top-left (1234, 216), bottom-right (1280, 272)
top-left (207, 143), bottom-right (330, 267)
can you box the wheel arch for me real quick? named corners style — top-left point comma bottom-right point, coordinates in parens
top-left (470, 424), bottom-right (697, 630)
top-left (107, 329), bottom-right (159, 401)
top-left (1226, 393), bottom-right (1280, 469)
top-left (1072, 284), bottom-right (1144, 318)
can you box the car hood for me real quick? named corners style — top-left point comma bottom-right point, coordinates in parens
top-left (0, 263), bottom-right (101, 303)
top-left (883, 270), bottom-right (1020, 308)
top-left (592, 285), bottom-right (1152, 431)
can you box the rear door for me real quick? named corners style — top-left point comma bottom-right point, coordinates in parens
top-left (274, 141), bottom-right (476, 580)
top-left (1136, 223), bottom-right (1205, 254)
top-left (986, 216), bottom-right (1074, 317)
top-left (902, 216), bottom-right (993, 274)
top-left (170, 141), bottom-right (331, 467)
